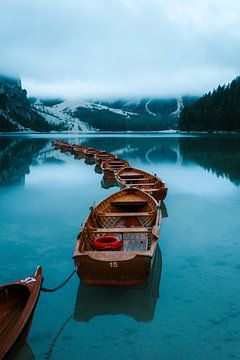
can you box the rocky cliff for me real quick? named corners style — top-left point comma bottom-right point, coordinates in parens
top-left (0, 75), bottom-right (65, 132)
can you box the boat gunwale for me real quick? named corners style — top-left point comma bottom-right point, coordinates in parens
top-left (0, 267), bottom-right (43, 359)
top-left (73, 188), bottom-right (159, 257)
top-left (73, 240), bottom-right (157, 260)
top-left (101, 158), bottom-right (130, 172)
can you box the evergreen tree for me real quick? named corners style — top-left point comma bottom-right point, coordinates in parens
top-left (179, 77), bottom-right (240, 131)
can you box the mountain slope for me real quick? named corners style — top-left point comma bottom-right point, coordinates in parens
top-left (0, 73), bottom-right (197, 132)
top-left (0, 75), bottom-right (66, 132)
top-left (33, 96), bottom-right (196, 132)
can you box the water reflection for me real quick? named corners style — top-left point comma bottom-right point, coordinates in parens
top-left (179, 136), bottom-right (240, 186)
top-left (84, 157), bottom-right (96, 165)
top-left (82, 135), bottom-right (240, 186)
top-left (0, 138), bottom-right (47, 185)
top-left (80, 137), bottom-right (180, 165)
top-left (101, 177), bottom-right (118, 189)
top-left (74, 246), bottom-right (162, 323)
top-left (94, 164), bottom-right (103, 174)
top-left (14, 344), bottom-right (35, 360)
top-left (0, 135), bottom-right (239, 188)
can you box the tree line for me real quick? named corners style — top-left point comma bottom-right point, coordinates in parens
top-left (74, 107), bottom-right (177, 131)
top-left (179, 77), bottom-right (240, 131)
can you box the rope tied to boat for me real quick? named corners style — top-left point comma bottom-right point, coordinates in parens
top-left (41, 268), bottom-right (76, 293)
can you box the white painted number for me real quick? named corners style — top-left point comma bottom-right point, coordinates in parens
top-left (109, 262), bottom-right (118, 268)
top-left (21, 277), bottom-right (36, 284)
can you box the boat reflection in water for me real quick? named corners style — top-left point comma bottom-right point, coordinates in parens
top-left (14, 344), bottom-right (35, 360)
top-left (74, 245), bottom-right (162, 323)
top-left (84, 156), bottom-right (96, 166)
top-left (0, 138), bottom-right (47, 186)
top-left (94, 164), bottom-right (103, 174)
top-left (100, 176), bottom-right (118, 189)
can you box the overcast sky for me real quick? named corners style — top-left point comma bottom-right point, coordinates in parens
top-left (1, 0), bottom-right (240, 99)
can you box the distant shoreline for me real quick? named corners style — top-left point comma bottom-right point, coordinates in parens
top-left (177, 130), bottom-right (240, 134)
top-left (0, 130), bottom-right (239, 137)
top-left (0, 130), bottom-right (177, 136)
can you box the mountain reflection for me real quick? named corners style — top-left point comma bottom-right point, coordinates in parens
top-left (81, 137), bottom-right (179, 164)
top-left (1, 135), bottom-right (239, 187)
top-left (80, 135), bottom-right (240, 186)
top-left (0, 138), bottom-right (47, 185)
top-left (74, 246), bottom-right (162, 323)
top-left (179, 136), bottom-right (240, 186)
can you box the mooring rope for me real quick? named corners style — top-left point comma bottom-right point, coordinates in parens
top-left (41, 268), bottom-right (76, 293)
top-left (44, 314), bottom-right (73, 360)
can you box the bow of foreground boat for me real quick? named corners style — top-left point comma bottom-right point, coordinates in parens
top-left (73, 188), bottom-right (162, 286)
top-left (0, 267), bottom-right (43, 360)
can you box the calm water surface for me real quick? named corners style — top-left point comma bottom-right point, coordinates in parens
top-left (0, 134), bottom-right (240, 360)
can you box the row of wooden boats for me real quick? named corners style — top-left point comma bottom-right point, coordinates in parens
top-left (52, 140), bottom-right (168, 286)
top-left (53, 140), bottom-right (168, 201)
top-left (0, 139), bottom-right (168, 359)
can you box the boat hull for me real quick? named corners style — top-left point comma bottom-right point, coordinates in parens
top-left (4, 313), bottom-right (34, 360)
top-left (0, 267), bottom-right (42, 360)
top-left (116, 167), bottom-right (168, 201)
top-left (74, 243), bottom-right (157, 286)
top-left (117, 181), bottom-right (167, 201)
top-left (74, 246), bottom-right (162, 322)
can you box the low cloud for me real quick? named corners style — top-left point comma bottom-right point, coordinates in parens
top-left (1, 0), bottom-right (240, 99)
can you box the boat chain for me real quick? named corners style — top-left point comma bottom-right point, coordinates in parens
top-left (41, 268), bottom-right (76, 293)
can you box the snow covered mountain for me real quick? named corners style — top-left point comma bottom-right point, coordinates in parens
top-left (32, 97), bottom-right (196, 132)
top-left (0, 74), bottom-right (197, 132)
top-left (0, 75), bottom-right (65, 132)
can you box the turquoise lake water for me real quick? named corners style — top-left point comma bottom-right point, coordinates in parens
top-left (0, 134), bottom-right (240, 360)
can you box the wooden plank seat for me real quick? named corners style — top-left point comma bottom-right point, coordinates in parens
top-left (106, 165), bottom-right (127, 168)
top-left (111, 199), bottom-right (148, 205)
top-left (108, 163), bottom-right (126, 166)
top-left (119, 177), bottom-right (146, 181)
top-left (99, 212), bottom-right (154, 217)
top-left (88, 227), bottom-right (151, 233)
top-left (125, 182), bottom-right (157, 186)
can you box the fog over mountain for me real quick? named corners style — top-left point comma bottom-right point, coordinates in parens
top-left (0, 74), bottom-right (197, 132)
top-left (1, 0), bottom-right (240, 99)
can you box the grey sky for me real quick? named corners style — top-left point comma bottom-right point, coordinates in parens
top-left (1, 0), bottom-right (240, 99)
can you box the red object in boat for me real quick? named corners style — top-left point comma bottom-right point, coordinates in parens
top-left (93, 236), bottom-right (122, 250)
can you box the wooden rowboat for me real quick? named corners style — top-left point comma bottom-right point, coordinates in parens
top-left (73, 188), bottom-right (162, 286)
top-left (0, 267), bottom-right (43, 360)
top-left (83, 148), bottom-right (100, 158)
top-left (52, 141), bottom-right (68, 150)
top-left (94, 151), bottom-right (116, 165)
top-left (72, 145), bottom-right (89, 152)
top-left (74, 245), bottom-right (162, 322)
top-left (101, 158), bottom-right (130, 179)
top-left (116, 167), bottom-right (168, 201)
top-left (67, 145), bottom-right (83, 154)
top-left (82, 148), bottom-right (102, 165)
top-left (73, 146), bottom-right (90, 159)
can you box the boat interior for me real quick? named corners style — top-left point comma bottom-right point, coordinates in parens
top-left (78, 191), bottom-right (158, 253)
top-left (117, 171), bottom-right (163, 189)
top-left (102, 159), bottom-right (130, 171)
